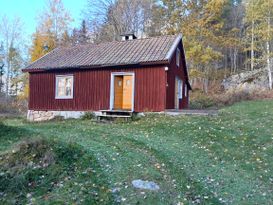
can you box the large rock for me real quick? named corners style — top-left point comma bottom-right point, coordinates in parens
top-left (222, 69), bottom-right (270, 91)
top-left (132, 179), bottom-right (160, 191)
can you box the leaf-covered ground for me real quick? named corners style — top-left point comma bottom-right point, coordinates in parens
top-left (0, 100), bottom-right (273, 204)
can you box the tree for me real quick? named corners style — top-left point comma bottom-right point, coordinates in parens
top-left (244, 0), bottom-right (273, 89)
top-left (244, 0), bottom-right (259, 71)
top-left (0, 42), bottom-right (4, 93)
top-left (38, 0), bottom-right (72, 43)
top-left (30, 30), bottom-right (56, 62)
top-left (0, 15), bottom-right (24, 97)
top-left (78, 20), bottom-right (89, 44)
top-left (84, 0), bottom-right (155, 42)
top-left (30, 0), bottom-right (72, 62)
top-left (9, 46), bottom-right (24, 95)
top-left (222, 0), bottom-right (244, 73)
top-left (156, 0), bottom-right (228, 92)
top-left (69, 20), bottom-right (89, 46)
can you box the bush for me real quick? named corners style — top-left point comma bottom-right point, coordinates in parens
top-left (190, 90), bottom-right (216, 109)
top-left (0, 93), bottom-right (27, 115)
top-left (189, 88), bottom-right (273, 109)
top-left (213, 89), bottom-right (252, 107)
top-left (81, 112), bottom-right (96, 120)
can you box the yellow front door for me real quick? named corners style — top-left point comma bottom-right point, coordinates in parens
top-left (122, 75), bottom-right (133, 110)
top-left (113, 75), bottom-right (133, 110)
top-left (114, 76), bottom-right (123, 109)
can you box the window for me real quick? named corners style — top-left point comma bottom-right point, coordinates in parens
top-left (185, 84), bottom-right (187, 97)
top-left (178, 79), bottom-right (183, 99)
top-left (176, 48), bottom-right (181, 67)
top-left (55, 75), bottom-right (74, 99)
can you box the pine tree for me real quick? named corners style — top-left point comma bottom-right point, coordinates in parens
top-left (78, 20), bottom-right (89, 44)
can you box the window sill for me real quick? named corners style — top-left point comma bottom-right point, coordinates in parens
top-left (55, 97), bottom-right (73, 100)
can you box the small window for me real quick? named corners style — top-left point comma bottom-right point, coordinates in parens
top-left (185, 84), bottom-right (187, 97)
top-left (178, 79), bottom-right (183, 99)
top-left (55, 75), bottom-right (74, 99)
top-left (176, 48), bottom-right (181, 67)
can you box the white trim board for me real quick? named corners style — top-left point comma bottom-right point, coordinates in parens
top-left (166, 34), bottom-right (182, 61)
top-left (110, 72), bottom-right (135, 111)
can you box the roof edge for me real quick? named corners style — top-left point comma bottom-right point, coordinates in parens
top-left (165, 34), bottom-right (182, 61)
top-left (23, 47), bottom-right (59, 71)
top-left (22, 60), bottom-right (169, 73)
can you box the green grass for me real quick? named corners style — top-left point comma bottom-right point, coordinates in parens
top-left (0, 100), bottom-right (273, 204)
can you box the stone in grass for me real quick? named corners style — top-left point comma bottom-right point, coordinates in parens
top-left (132, 179), bottom-right (160, 191)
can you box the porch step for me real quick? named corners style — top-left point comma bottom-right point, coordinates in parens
top-left (97, 110), bottom-right (133, 121)
top-left (100, 110), bottom-right (133, 116)
top-left (98, 115), bottom-right (131, 118)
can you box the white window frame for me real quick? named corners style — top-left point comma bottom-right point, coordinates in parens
top-left (176, 48), bottom-right (181, 67)
top-left (55, 75), bottom-right (74, 99)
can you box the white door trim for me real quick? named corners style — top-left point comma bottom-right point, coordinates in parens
top-left (110, 72), bottom-right (135, 111)
top-left (175, 76), bottom-right (182, 109)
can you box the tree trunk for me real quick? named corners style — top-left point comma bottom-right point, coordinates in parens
top-left (267, 17), bottom-right (272, 90)
top-left (203, 78), bottom-right (209, 94)
top-left (5, 58), bottom-right (10, 98)
top-left (251, 19), bottom-right (254, 71)
top-left (233, 48), bottom-right (238, 73)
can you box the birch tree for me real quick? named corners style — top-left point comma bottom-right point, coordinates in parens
top-left (38, 0), bottom-right (72, 43)
top-left (244, 0), bottom-right (273, 89)
top-left (30, 0), bottom-right (72, 62)
top-left (0, 43), bottom-right (4, 93)
top-left (0, 16), bottom-right (23, 97)
top-left (244, 0), bottom-right (258, 70)
top-left (263, 0), bottom-right (273, 89)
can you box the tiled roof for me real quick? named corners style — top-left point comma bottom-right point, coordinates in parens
top-left (24, 34), bottom-right (182, 71)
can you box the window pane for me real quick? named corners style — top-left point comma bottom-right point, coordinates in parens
top-left (178, 80), bottom-right (183, 99)
top-left (65, 78), bottom-right (72, 96)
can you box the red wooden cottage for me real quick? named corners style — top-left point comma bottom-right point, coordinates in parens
top-left (23, 34), bottom-right (191, 121)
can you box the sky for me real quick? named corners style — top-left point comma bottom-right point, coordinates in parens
top-left (0, 0), bottom-right (87, 38)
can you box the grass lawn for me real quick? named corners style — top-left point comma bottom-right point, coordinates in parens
top-left (0, 100), bottom-right (273, 205)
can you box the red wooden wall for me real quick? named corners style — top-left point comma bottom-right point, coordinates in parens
top-left (29, 66), bottom-right (166, 112)
top-left (165, 41), bottom-right (189, 109)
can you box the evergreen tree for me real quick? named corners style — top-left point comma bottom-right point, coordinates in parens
top-left (78, 20), bottom-right (89, 44)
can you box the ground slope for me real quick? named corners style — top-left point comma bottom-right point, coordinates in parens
top-left (0, 100), bottom-right (273, 204)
